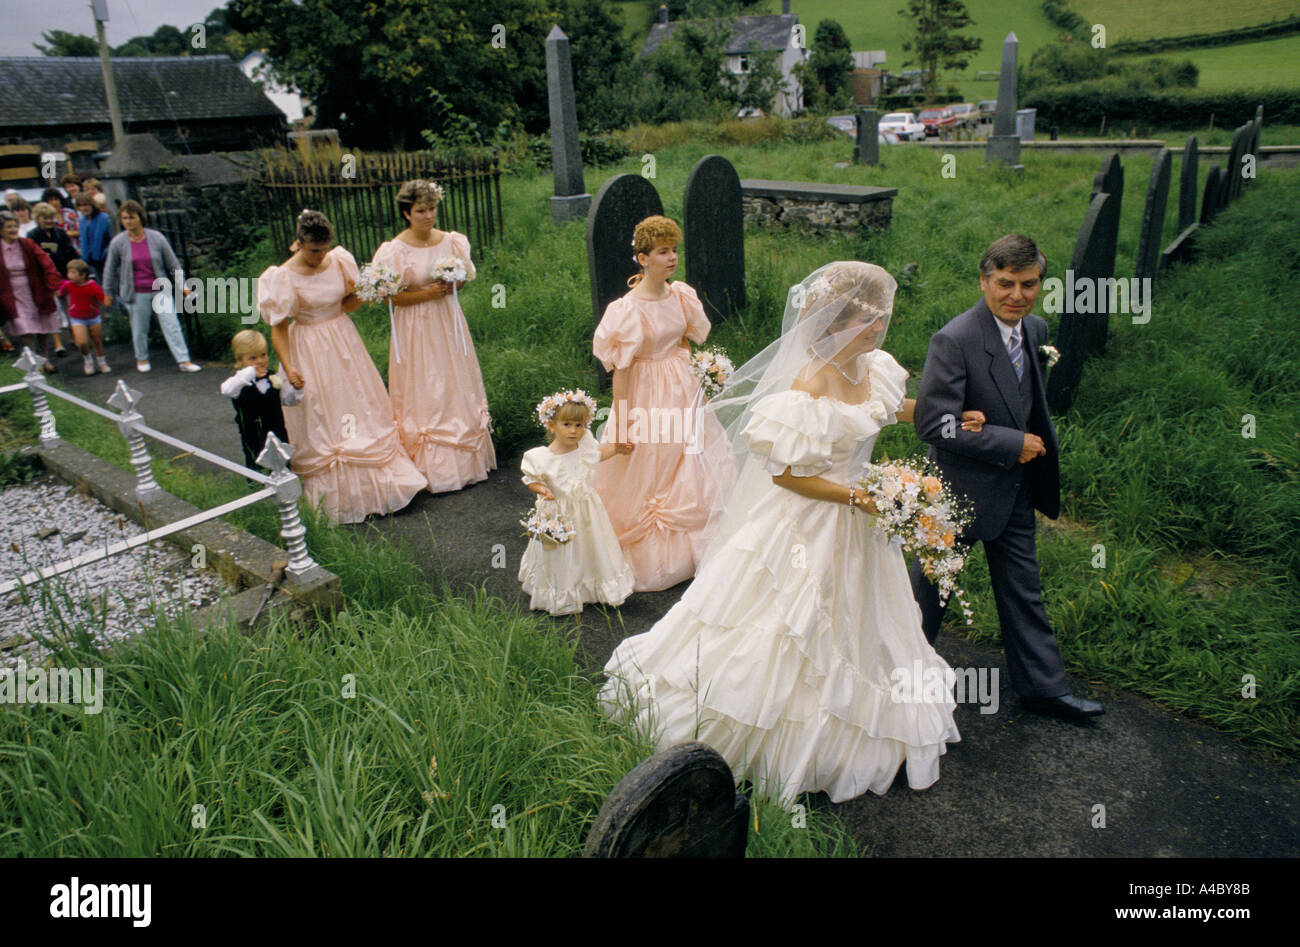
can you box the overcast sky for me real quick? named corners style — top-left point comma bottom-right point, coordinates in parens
top-left (2, 0), bottom-right (226, 58)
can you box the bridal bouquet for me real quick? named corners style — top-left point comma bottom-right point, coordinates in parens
top-left (857, 458), bottom-right (975, 624)
top-left (353, 262), bottom-right (404, 303)
top-left (521, 501), bottom-right (575, 548)
top-left (430, 256), bottom-right (468, 285)
top-left (690, 346), bottom-right (734, 399)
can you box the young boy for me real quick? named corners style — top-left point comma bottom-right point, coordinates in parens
top-left (58, 259), bottom-right (111, 375)
top-left (220, 329), bottom-right (300, 471)
top-left (43, 187), bottom-right (79, 251)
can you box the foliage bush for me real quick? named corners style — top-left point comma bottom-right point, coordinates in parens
top-left (1023, 83), bottom-right (1300, 130)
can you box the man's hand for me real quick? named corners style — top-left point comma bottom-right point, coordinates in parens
top-left (1018, 432), bottom-right (1046, 464)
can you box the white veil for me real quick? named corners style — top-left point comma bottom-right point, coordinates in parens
top-left (700, 261), bottom-right (899, 563)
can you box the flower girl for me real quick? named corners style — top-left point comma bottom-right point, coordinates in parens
top-left (518, 390), bottom-right (635, 616)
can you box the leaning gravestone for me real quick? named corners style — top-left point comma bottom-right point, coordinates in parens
top-left (1083, 153), bottom-right (1123, 354)
top-left (1200, 165), bottom-right (1223, 225)
top-left (583, 742), bottom-right (749, 858)
top-left (854, 108), bottom-right (879, 165)
top-left (684, 155), bottom-right (745, 323)
top-left (984, 33), bottom-right (1022, 168)
top-left (587, 173), bottom-right (663, 385)
top-left (1177, 136), bottom-right (1198, 232)
top-left (546, 26), bottom-right (590, 222)
top-left (1224, 123), bottom-right (1250, 204)
top-left (1046, 190), bottom-right (1120, 414)
top-left (1135, 148), bottom-right (1171, 284)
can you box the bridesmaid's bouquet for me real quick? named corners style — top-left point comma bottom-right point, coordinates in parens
top-left (353, 262), bottom-right (404, 303)
top-left (521, 501), bottom-right (575, 549)
top-left (430, 256), bottom-right (468, 285)
top-left (689, 346), bottom-right (734, 399)
top-left (856, 458), bottom-right (975, 624)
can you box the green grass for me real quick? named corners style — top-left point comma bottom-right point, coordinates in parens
top-left (1118, 34), bottom-right (1300, 91)
top-left (1071, 0), bottom-right (1300, 41)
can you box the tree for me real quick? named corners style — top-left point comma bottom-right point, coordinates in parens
top-left (898, 0), bottom-right (981, 100)
top-left (34, 29), bottom-right (98, 56)
top-left (810, 19), bottom-right (853, 103)
top-left (229, 0), bottom-right (627, 146)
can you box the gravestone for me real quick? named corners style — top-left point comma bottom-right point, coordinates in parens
top-left (1247, 113), bottom-right (1262, 188)
top-left (587, 173), bottom-right (663, 386)
top-left (583, 742), bottom-right (749, 858)
top-left (1224, 123), bottom-right (1250, 203)
top-left (1046, 190), bottom-right (1120, 414)
top-left (1090, 152), bottom-right (1124, 207)
top-left (854, 108), bottom-right (879, 165)
top-left (1015, 108), bottom-right (1036, 142)
top-left (1135, 148), bottom-right (1171, 284)
top-left (984, 33), bottom-right (1022, 168)
top-left (1082, 153), bottom-right (1122, 355)
top-left (1177, 136), bottom-right (1198, 232)
top-left (684, 155), bottom-right (746, 323)
top-left (1200, 165), bottom-right (1223, 224)
top-left (546, 26), bottom-right (590, 222)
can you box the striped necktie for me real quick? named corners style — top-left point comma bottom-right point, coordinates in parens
top-left (1008, 323), bottom-right (1023, 380)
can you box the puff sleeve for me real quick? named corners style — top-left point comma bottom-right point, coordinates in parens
top-left (867, 349), bottom-right (910, 425)
top-left (593, 298), bottom-right (645, 372)
top-left (449, 232), bottom-right (476, 282)
top-left (520, 447), bottom-right (550, 487)
top-left (674, 281), bottom-right (711, 344)
top-left (578, 430), bottom-right (602, 477)
top-left (331, 246), bottom-right (359, 286)
top-left (742, 391), bottom-right (837, 477)
top-left (256, 265), bottom-right (294, 327)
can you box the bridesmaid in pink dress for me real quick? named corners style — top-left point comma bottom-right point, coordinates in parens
top-left (371, 180), bottom-right (495, 493)
top-left (592, 215), bottom-right (737, 592)
top-left (258, 210), bottom-right (427, 524)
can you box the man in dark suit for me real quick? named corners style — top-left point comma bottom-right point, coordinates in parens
top-left (910, 234), bottom-right (1103, 723)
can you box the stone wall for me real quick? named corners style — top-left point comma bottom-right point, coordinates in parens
top-left (740, 180), bottom-right (896, 234)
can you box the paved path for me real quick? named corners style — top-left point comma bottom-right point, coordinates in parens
top-left (39, 341), bottom-right (1300, 857)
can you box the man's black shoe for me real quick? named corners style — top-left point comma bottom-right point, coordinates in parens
top-left (1020, 693), bottom-right (1104, 724)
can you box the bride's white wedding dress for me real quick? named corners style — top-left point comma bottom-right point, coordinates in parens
top-left (600, 349), bottom-right (961, 807)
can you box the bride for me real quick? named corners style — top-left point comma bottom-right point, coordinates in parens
top-left (600, 261), bottom-right (973, 807)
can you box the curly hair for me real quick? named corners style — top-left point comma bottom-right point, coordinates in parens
top-left (395, 180), bottom-right (445, 222)
top-left (295, 208), bottom-right (333, 245)
top-left (627, 215), bottom-right (682, 288)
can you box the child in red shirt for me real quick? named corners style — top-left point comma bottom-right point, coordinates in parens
top-left (58, 259), bottom-right (111, 375)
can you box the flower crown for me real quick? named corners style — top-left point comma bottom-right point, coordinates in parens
top-left (535, 388), bottom-right (598, 428)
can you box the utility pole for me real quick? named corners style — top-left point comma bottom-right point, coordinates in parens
top-left (92, 0), bottom-right (126, 143)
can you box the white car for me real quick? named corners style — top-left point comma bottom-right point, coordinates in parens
top-left (878, 112), bottom-right (925, 141)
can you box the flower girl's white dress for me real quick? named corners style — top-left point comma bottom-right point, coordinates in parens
top-left (600, 350), bottom-right (960, 806)
top-left (518, 431), bottom-right (635, 615)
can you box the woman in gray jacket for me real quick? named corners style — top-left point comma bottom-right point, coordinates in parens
top-left (103, 200), bottom-right (200, 372)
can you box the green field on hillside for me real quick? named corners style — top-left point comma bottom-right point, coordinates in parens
top-left (1072, 0), bottom-right (1299, 42)
top-left (1119, 33), bottom-right (1300, 91)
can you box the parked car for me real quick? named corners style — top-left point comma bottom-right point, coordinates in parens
top-left (825, 115), bottom-right (901, 145)
top-left (978, 99), bottom-right (998, 119)
top-left (878, 111), bottom-right (926, 141)
top-left (918, 107), bottom-right (958, 137)
top-left (948, 103), bottom-right (978, 126)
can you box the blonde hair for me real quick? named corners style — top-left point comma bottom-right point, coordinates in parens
top-left (231, 329), bottom-right (268, 361)
top-left (544, 400), bottom-right (592, 442)
top-left (627, 215), bottom-right (682, 288)
top-left (31, 202), bottom-right (56, 222)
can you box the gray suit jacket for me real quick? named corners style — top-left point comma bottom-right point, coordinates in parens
top-left (102, 229), bottom-right (183, 304)
top-left (913, 298), bottom-right (1060, 541)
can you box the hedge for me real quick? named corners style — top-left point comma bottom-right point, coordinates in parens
top-left (1022, 84), bottom-right (1300, 130)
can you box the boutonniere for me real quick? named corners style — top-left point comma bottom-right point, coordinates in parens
top-left (1038, 344), bottom-right (1060, 368)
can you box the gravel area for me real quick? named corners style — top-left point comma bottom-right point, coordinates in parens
top-left (0, 478), bottom-right (228, 668)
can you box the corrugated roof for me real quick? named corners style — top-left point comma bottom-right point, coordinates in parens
top-left (0, 56), bottom-right (283, 127)
top-left (640, 14), bottom-right (799, 57)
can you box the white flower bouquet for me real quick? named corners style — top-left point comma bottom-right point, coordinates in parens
top-left (521, 501), bottom-right (575, 549)
top-left (689, 346), bottom-right (734, 399)
top-left (353, 262), bottom-right (404, 303)
top-left (857, 457), bottom-right (975, 624)
top-left (430, 256), bottom-right (468, 285)
top-left (1038, 344), bottom-right (1061, 368)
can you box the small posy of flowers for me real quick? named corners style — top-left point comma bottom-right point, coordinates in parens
top-left (1038, 344), bottom-right (1060, 368)
top-left (856, 457), bottom-right (975, 624)
top-left (430, 256), bottom-right (468, 285)
top-left (353, 262), bottom-right (404, 302)
top-left (521, 501), bottom-right (575, 546)
top-left (690, 346), bottom-right (734, 399)
top-left (535, 388), bottom-right (597, 428)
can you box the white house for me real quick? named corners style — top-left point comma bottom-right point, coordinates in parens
top-left (238, 51), bottom-right (308, 124)
top-left (640, 6), bottom-right (808, 116)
